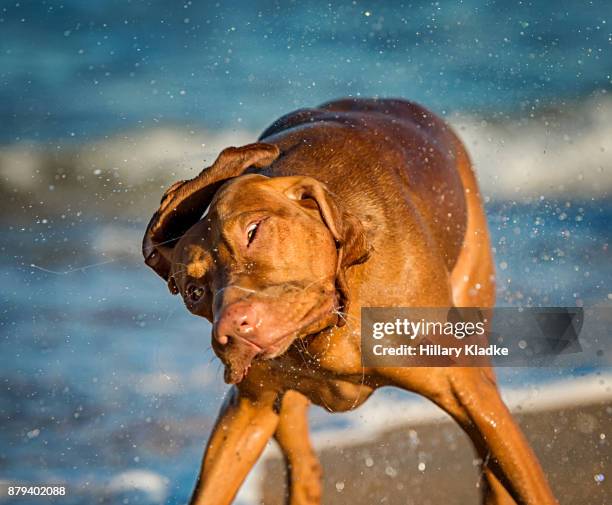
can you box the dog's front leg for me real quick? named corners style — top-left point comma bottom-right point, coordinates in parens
top-left (189, 386), bottom-right (280, 505)
top-left (274, 390), bottom-right (322, 505)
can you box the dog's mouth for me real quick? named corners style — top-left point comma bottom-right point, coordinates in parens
top-left (220, 296), bottom-right (339, 385)
top-left (222, 337), bottom-right (262, 385)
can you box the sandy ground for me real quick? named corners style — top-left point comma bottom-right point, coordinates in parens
top-left (261, 400), bottom-right (611, 505)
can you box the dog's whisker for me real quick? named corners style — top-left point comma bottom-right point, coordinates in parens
top-left (217, 284), bottom-right (260, 296)
top-left (147, 231), bottom-right (209, 249)
top-left (300, 275), bottom-right (334, 292)
top-left (294, 342), bottom-right (312, 370)
top-left (333, 309), bottom-right (356, 331)
top-left (29, 257), bottom-right (120, 275)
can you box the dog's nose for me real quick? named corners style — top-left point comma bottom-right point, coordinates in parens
top-left (214, 302), bottom-right (262, 346)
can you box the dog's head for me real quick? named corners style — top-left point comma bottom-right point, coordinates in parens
top-left (143, 142), bottom-right (369, 384)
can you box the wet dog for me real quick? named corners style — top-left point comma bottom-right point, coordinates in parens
top-left (143, 99), bottom-right (557, 505)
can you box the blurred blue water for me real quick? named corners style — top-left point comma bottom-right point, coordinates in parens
top-left (1, 223), bottom-right (224, 503)
top-left (1, 200), bottom-right (610, 503)
top-left (1, 0), bottom-right (611, 144)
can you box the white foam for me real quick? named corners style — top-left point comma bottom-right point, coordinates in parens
top-left (91, 224), bottom-right (143, 258)
top-left (106, 469), bottom-right (168, 503)
top-left (450, 95), bottom-right (612, 199)
top-left (1, 96), bottom-right (610, 202)
top-left (0, 127), bottom-right (254, 190)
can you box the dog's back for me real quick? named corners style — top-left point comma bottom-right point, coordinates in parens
top-left (259, 98), bottom-right (495, 307)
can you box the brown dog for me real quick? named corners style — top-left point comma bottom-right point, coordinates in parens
top-left (142, 99), bottom-right (557, 505)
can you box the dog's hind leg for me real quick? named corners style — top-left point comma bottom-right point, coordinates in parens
top-left (274, 390), bottom-right (322, 505)
top-left (378, 367), bottom-right (557, 505)
top-left (443, 370), bottom-right (550, 505)
top-left (443, 368), bottom-right (556, 505)
top-left (189, 386), bottom-right (280, 505)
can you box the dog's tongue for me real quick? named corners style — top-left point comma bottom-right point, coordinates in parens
top-left (223, 344), bottom-right (260, 384)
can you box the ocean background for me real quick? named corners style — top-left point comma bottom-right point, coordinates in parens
top-left (0, 1), bottom-right (611, 504)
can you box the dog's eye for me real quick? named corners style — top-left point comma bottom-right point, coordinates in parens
top-left (186, 285), bottom-right (205, 302)
top-left (246, 222), bottom-right (259, 245)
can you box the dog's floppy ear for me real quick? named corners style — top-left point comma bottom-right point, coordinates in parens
top-left (142, 142), bottom-right (280, 281)
top-left (284, 176), bottom-right (370, 318)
